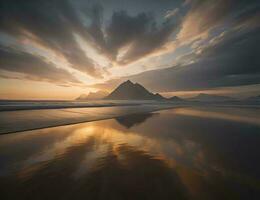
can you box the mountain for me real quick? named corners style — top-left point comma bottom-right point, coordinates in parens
top-left (76, 91), bottom-right (109, 100)
top-left (105, 80), bottom-right (165, 100)
top-left (187, 93), bottom-right (235, 102)
top-left (168, 96), bottom-right (185, 101)
top-left (154, 93), bottom-right (165, 100)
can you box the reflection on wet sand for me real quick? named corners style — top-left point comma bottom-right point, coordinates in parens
top-left (0, 107), bottom-right (260, 200)
top-left (115, 113), bottom-right (155, 128)
top-left (174, 107), bottom-right (260, 125)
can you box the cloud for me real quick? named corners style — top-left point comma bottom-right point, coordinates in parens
top-left (85, 7), bottom-right (180, 65)
top-left (165, 8), bottom-right (179, 19)
top-left (0, 46), bottom-right (81, 86)
top-left (176, 0), bottom-right (232, 44)
top-left (176, 0), bottom-right (259, 47)
top-left (106, 11), bottom-right (153, 59)
top-left (0, 0), bottom-right (181, 74)
top-left (117, 16), bottom-right (179, 65)
top-left (90, 14), bottom-right (260, 92)
top-left (182, 0), bottom-right (192, 7)
top-left (89, 0), bottom-right (260, 68)
top-left (0, 0), bottom-right (259, 90)
top-left (84, 4), bottom-right (108, 56)
top-left (0, 0), bottom-right (101, 78)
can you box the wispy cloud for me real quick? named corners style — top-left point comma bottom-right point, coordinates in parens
top-left (0, 0), bottom-right (259, 97)
top-left (0, 0), bottom-right (101, 78)
top-left (0, 45), bottom-right (81, 86)
top-left (90, 0), bottom-right (260, 93)
top-left (165, 8), bottom-right (179, 19)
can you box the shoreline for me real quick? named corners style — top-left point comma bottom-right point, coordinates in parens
top-left (1, 103), bottom-right (259, 135)
top-left (0, 105), bottom-right (179, 135)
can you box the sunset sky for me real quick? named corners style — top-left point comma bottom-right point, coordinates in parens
top-left (0, 0), bottom-right (259, 99)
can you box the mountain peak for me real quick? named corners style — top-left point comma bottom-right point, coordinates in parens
top-left (124, 80), bottom-right (134, 85)
top-left (169, 96), bottom-right (184, 101)
top-left (105, 81), bottom-right (165, 100)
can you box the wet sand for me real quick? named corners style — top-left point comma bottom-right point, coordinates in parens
top-left (0, 107), bottom-right (260, 200)
top-left (0, 104), bottom-right (177, 134)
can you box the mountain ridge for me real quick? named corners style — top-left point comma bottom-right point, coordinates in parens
top-left (105, 80), bottom-right (165, 100)
top-left (187, 93), bottom-right (235, 102)
top-left (168, 96), bottom-right (185, 101)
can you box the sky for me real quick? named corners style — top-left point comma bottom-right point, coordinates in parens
top-left (0, 0), bottom-right (259, 99)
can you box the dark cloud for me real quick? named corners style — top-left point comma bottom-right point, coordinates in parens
top-left (0, 46), bottom-right (81, 86)
top-left (116, 15), bottom-right (178, 65)
top-left (107, 11), bottom-right (152, 57)
top-left (0, 0), bottom-right (259, 93)
top-left (0, 0), bottom-right (101, 77)
top-left (85, 4), bottom-right (107, 54)
top-left (0, 0), bottom-right (180, 74)
top-left (85, 7), bottom-right (179, 64)
top-left (91, 17), bottom-right (260, 92)
top-left (85, 0), bottom-right (257, 66)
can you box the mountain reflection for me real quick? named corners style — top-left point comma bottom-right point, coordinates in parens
top-left (115, 113), bottom-right (155, 128)
top-left (0, 107), bottom-right (260, 200)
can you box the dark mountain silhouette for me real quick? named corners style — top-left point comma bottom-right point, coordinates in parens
top-left (105, 80), bottom-right (165, 100)
top-left (187, 93), bottom-right (235, 102)
top-left (168, 96), bottom-right (185, 102)
top-left (76, 91), bottom-right (109, 100)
